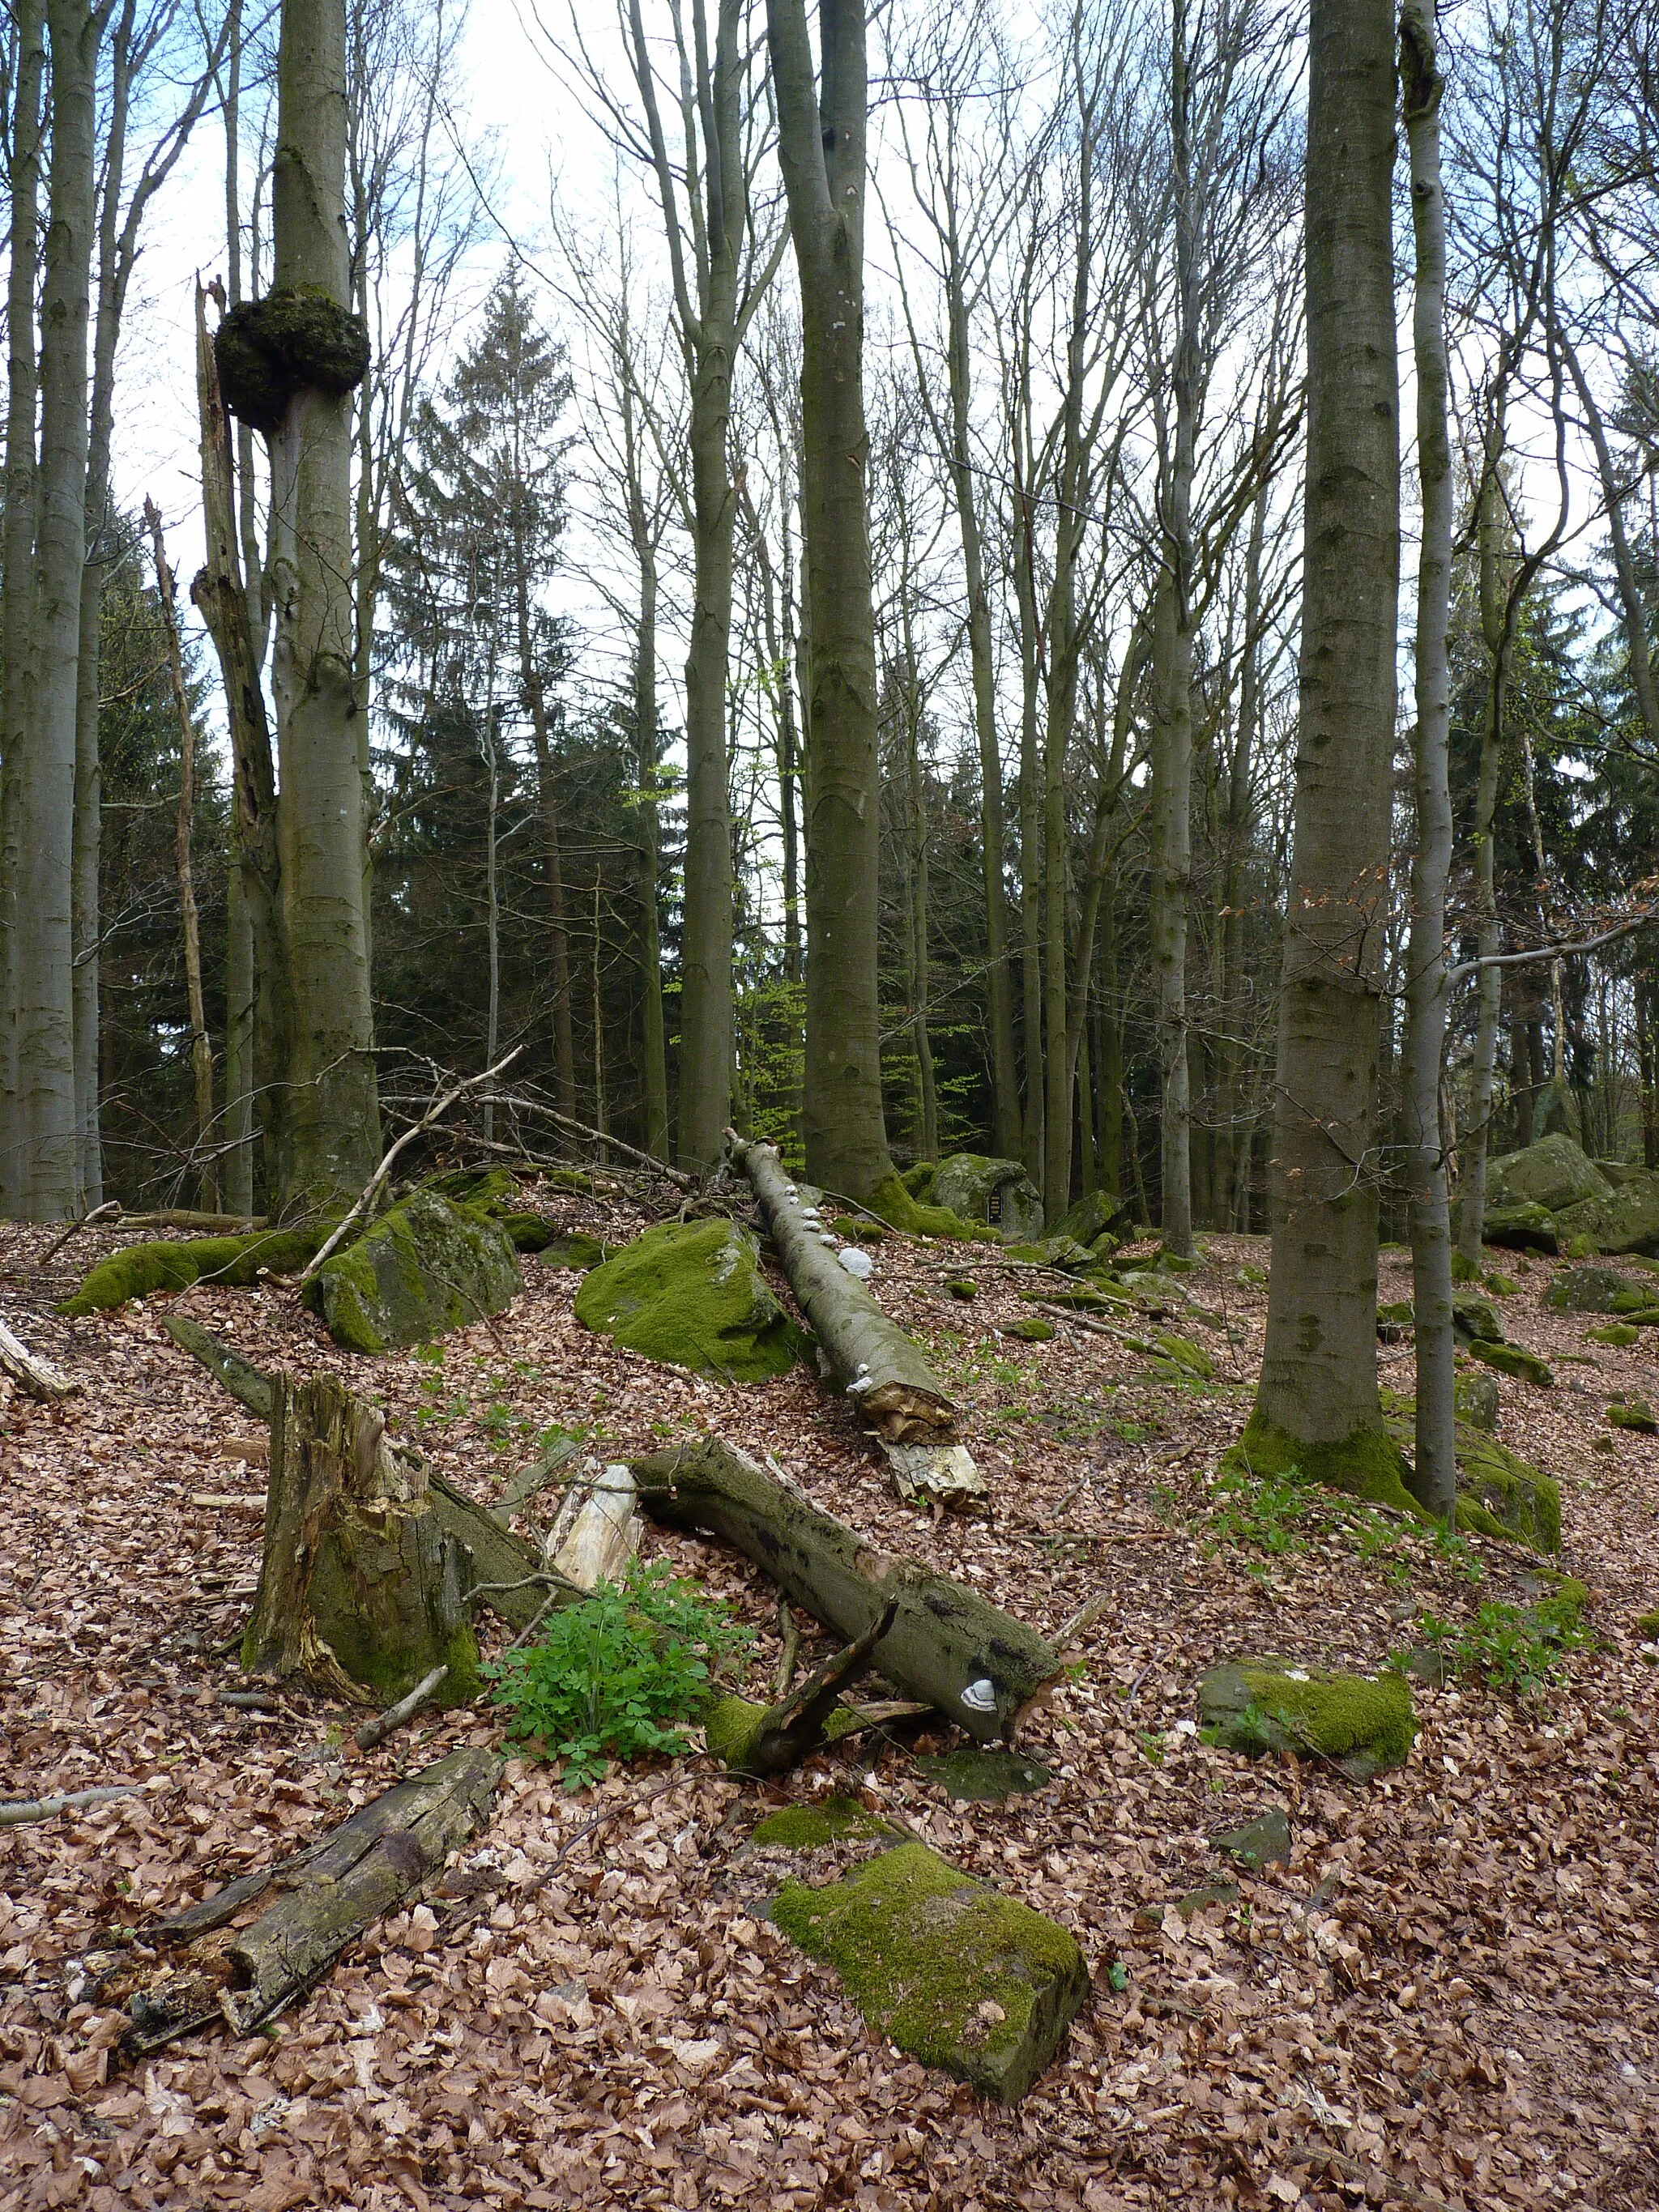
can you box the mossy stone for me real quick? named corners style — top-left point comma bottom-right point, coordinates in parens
top-left (1468, 1339), bottom-right (1553, 1387)
top-left (1153, 1332), bottom-right (1213, 1379)
top-left (1566, 1234), bottom-right (1599, 1259)
top-left (1587, 1322), bottom-right (1641, 1347)
top-left (1634, 1609), bottom-right (1659, 1639)
top-left (1482, 1200), bottom-right (1559, 1253)
top-left (58, 1225), bottom-right (326, 1315)
top-left (900, 1162), bottom-right (939, 1200)
top-left (1222, 1411), bottom-right (1427, 1519)
top-left (1487, 1133), bottom-right (1613, 1215)
top-left (1021, 1282), bottom-right (1112, 1313)
top-left (1239, 1262), bottom-right (1269, 1285)
top-left (1453, 1369), bottom-right (1500, 1432)
top-left (770, 1840), bottom-right (1086, 2101)
top-left (1051, 1188), bottom-right (1130, 1249)
top-left (573, 1219), bottom-right (803, 1381)
top-left (1377, 1391), bottom-right (1559, 1549)
top-left (751, 1796), bottom-right (893, 1848)
top-left (1484, 1272), bottom-right (1520, 1297)
top-left (1546, 1265), bottom-right (1644, 1315)
top-left (1005, 1316), bottom-right (1054, 1343)
top-left (1377, 1299), bottom-right (1414, 1341)
top-left (1210, 1804), bottom-right (1291, 1870)
top-left (536, 1232), bottom-right (606, 1270)
top-left (1452, 1294), bottom-right (1503, 1344)
top-left (1608, 1396), bottom-right (1657, 1434)
top-left (1450, 1249), bottom-right (1481, 1284)
top-left (945, 1277), bottom-right (978, 1300)
top-left (931, 1153), bottom-right (1046, 1242)
top-left (216, 288), bottom-right (371, 434)
top-left (1553, 1167), bottom-right (1659, 1256)
top-left (1198, 1657), bottom-right (1417, 1781)
top-left (868, 1172), bottom-right (996, 1245)
top-left (304, 1191), bottom-right (521, 1353)
top-left (913, 1748), bottom-right (1052, 1801)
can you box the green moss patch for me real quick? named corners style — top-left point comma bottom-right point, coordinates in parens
top-left (1378, 1394), bottom-right (1559, 1550)
top-left (1469, 1340), bottom-right (1553, 1387)
top-left (1224, 1411), bottom-right (1426, 1518)
top-left (1587, 1323), bottom-right (1641, 1347)
top-left (1482, 1200), bottom-right (1559, 1253)
top-left (1608, 1396), bottom-right (1657, 1434)
top-left (1152, 1332), bottom-right (1213, 1379)
top-left (1198, 1657), bottom-right (1417, 1781)
top-left (913, 1749), bottom-right (1052, 1802)
top-left (751, 1796), bottom-right (893, 1849)
top-left (867, 1172), bottom-right (995, 1244)
top-left (1005, 1316), bottom-right (1054, 1343)
top-left (216, 288), bottom-right (371, 435)
top-left (1633, 1609), bottom-right (1659, 1639)
top-left (1546, 1265), bottom-right (1644, 1315)
top-left (770, 1840), bottom-right (1086, 2102)
top-left (59, 1225), bottom-right (325, 1315)
top-left (304, 1190), bottom-right (521, 1353)
top-left (574, 1219), bottom-right (803, 1381)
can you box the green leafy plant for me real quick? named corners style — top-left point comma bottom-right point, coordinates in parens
top-left (1201, 1468), bottom-right (1311, 1558)
top-left (484, 1560), bottom-right (753, 1790)
top-left (1402, 1598), bottom-right (1589, 1697)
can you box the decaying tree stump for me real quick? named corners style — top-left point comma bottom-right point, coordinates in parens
top-left (631, 1435), bottom-right (1060, 1741)
top-left (242, 1372), bottom-right (480, 1705)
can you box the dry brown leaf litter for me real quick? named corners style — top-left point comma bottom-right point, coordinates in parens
top-left (1, 1201), bottom-right (1656, 2211)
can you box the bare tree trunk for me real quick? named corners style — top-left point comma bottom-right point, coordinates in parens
top-left (514, 552), bottom-right (575, 1112)
top-left (147, 497), bottom-right (218, 1208)
top-left (1398, 0), bottom-right (1456, 1521)
top-left (267, 0), bottom-right (380, 1208)
top-left (1013, 492), bottom-right (1045, 1187)
top-left (632, 520), bottom-right (668, 1159)
top-left (0, 0), bottom-right (45, 1217)
top-left (766, 0), bottom-right (893, 1201)
top-left (1244, 0), bottom-right (1401, 1490)
top-left (1458, 436), bottom-right (1506, 1266)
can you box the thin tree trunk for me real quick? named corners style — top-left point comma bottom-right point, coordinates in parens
top-left (220, 0), bottom-right (256, 1215)
top-left (1398, 0), bottom-right (1456, 1521)
top-left (147, 497), bottom-right (218, 1208)
top-left (1246, 0), bottom-right (1401, 1485)
top-left (766, 0), bottom-right (893, 1201)
top-left (632, 513), bottom-right (668, 1159)
top-left (267, 0), bottom-right (380, 1208)
top-left (1458, 434), bottom-right (1507, 1265)
top-left (0, 0), bottom-right (45, 1217)
top-left (1013, 492), bottom-right (1045, 1187)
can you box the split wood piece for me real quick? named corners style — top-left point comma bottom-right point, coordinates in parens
top-left (0, 1319), bottom-right (79, 1401)
top-left (546, 1461), bottom-right (642, 1592)
top-left (630, 1435), bottom-right (1060, 1742)
top-left (354, 1663), bottom-right (449, 1750)
top-left (136, 1746), bottom-right (501, 2049)
top-left (708, 1599), bottom-right (900, 1775)
top-left (727, 1133), bottom-right (959, 1447)
top-left (243, 1371), bottom-right (479, 1706)
top-left (879, 1439), bottom-right (987, 1510)
top-left (161, 1318), bottom-right (581, 1633)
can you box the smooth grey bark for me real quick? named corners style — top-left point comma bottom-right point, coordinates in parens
top-left (1248, 0), bottom-right (1400, 1474)
top-left (11, 0), bottom-right (105, 1219)
top-left (766, 0), bottom-right (893, 1200)
top-left (1398, 0), bottom-right (1456, 1521)
top-left (0, 0), bottom-right (46, 1216)
top-left (1457, 437), bottom-right (1506, 1267)
top-left (629, 445), bottom-right (668, 1161)
top-left (267, 0), bottom-right (380, 1207)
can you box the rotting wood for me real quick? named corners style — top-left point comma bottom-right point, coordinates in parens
top-left (707, 1600), bottom-right (900, 1775)
top-left (546, 1461), bottom-right (641, 1591)
top-left (0, 1319), bottom-right (78, 1400)
top-left (493, 1428), bottom-right (581, 1521)
top-left (130, 1745), bottom-right (501, 2050)
top-left (630, 1435), bottom-right (1060, 1742)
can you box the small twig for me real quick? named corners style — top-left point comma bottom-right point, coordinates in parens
top-left (355, 1664), bottom-right (449, 1751)
top-left (37, 1199), bottom-right (122, 1270)
top-left (774, 1597), bottom-right (802, 1698)
top-left (299, 1047), bottom-right (525, 1286)
top-left (1045, 1477), bottom-right (1088, 1524)
top-left (220, 1688), bottom-right (285, 1711)
top-left (0, 1783), bottom-right (145, 1826)
top-left (1285, 2139), bottom-right (1461, 2212)
top-left (1052, 1588), bottom-right (1114, 1647)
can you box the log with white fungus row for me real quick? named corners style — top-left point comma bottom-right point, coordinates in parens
top-left (629, 1434), bottom-right (1060, 1743)
top-left (727, 1132), bottom-right (955, 1443)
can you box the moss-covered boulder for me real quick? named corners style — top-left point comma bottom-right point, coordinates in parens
top-left (1554, 1169), bottom-right (1659, 1256)
top-left (1152, 1332), bottom-right (1213, 1379)
top-left (1452, 1293), bottom-right (1503, 1344)
top-left (913, 1748), bottom-right (1052, 1801)
top-left (767, 1834), bottom-right (1086, 2101)
top-left (1222, 1412), bottom-right (1425, 1517)
top-left (304, 1191), bottom-right (521, 1353)
top-left (868, 1173), bottom-right (996, 1243)
top-left (1050, 1187), bottom-right (1130, 1250)
top-left (1004, 1315), bottom-right (1054, 1342)
top-left (1608, 1396), bottom-right (1657, 1435)
top-left (1547, 1264), bottom-right (1644, 1314)
top-left (1587, 1322), bottom-right (1641, 1347)
top-left (1198, 1657), bottom-right (1417, 1781)
top-left (1482, 1200), bottom-right (1559, 1254)
top-left (1378, 1388), bottom-right (1559, 1549)
top-left (930, 1154), bottom-right (1045, 1242)
top-left (1454, 1368), bottom-right (1500, 1431)
top-left (1486, 1133), bottom-right (1613, 1216)
top-left (1468, 1338), bottom-right (1553, 1387)
top-left (59, 1225), bottom-right (326, 1315)
top-left (573, 1219), bottom-right (802, 1381)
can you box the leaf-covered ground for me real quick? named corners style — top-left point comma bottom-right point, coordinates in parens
top-left (2, 1189), bottom-right (1656, 2211)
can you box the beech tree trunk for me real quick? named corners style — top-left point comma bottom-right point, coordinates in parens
top-left (630, 1435), bottom-right (1060, 1742)
top-left (1247, 0), bottom-right (1400, 1474)
top-left (1458, 434), bottom-right (1507, 1265)
top-left (1399, 0), bottom-right (1456, 1521)
top-left (766, 0), bottom-right (893, 1202)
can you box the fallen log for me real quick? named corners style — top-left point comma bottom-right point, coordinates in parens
top-left (162, 1317), bottom-right (579, 1633)
top-left (727, 1134), bottom-right (957, 1445)
top-left (130, 1745), bottom-right (501, 2049)
top-left (0, 1319), bottom-right (79, 1400)
top-left (244, 1372), bottom-right (480, 1705)
top-left (703, 1599), bottom-right (899, 1775)
top-left (630, 1436), bottom-right (1060, 1742)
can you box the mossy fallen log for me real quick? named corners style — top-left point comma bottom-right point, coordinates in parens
top-left (130, 1746), bottom-right (501, 2050)
top-left (59, 1225), bottom-right (326, 1315)
top-left (729, 1134), bottom-right (959, 1444)
top-left (629, 1435), bottom-right (1060, 1741)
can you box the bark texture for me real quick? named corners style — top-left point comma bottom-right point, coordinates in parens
top-left (1248, 0), bottom-right (1400, 1474)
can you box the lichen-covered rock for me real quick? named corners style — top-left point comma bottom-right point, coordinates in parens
top-left (913, 1749), bottom-right (1052, 1801)
top-left (59, 1225), bottom-right (326, 1315)
top-left (1469, 1338), bottom-right (1553, 1387)
top-left (1210, 1804), bottom-right (1291, 1870)
top-left (1554, 1169), bottom-right (1659, 1256)
top-left (867, 1173), bottom-right (996, 1243)
top-left (1486, 1133), bottom-right (1613, 1216)
top-left (930, 1154), bottom-right (1045, 1242)
top-left (1482, 1200), bottom-right (1559, 1253)
top-left (305, 1191), bottom-right (521, 1353)
top-left (1050, 1187), bottom-right (1130, 1250)
top-left (1546, 1264), bottom-right (1646, 1314)
top-left (1453, 1368), bottom-right (1500, 1431)
top-left (573, 1219), bottom-right (802, 1381)
top-left (1198, 1657), bottom-right (1417, 1781)
top-left (768, 1836), bottom-right (1086, 2101)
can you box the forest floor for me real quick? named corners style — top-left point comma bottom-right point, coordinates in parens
top-left (1, 1182), bottom-right (1656, 2212)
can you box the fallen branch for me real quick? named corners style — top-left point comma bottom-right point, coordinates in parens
top-left (0, 1783), bottom-right (145, 1826)
top-left (1285, 2139), bottom-right (1461, 2212)
top-left (0, 1319), bottom-right (79, 1401)
top-left (1052, 1588), bottom-right (1114, 1646)
top-left (355, 1664), bottom-right (450, 1751)
top-left (486, 1093), bottom-right (696, 1187)
top-left (36, 1200), bottom-right (122, 1269)
top-left (713, 1600), bottom-right (901, 1776)
top-left (631, 1435), bottom-right (1060, 1741)
top-left (299, 1046), bottom-right (524, 1286)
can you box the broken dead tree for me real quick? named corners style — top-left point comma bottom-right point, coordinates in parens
top-left (0, 1319), bottom-right (79, 1400)
top-left (243, 1372), bottom-right (481, 1705)
top-left (162, 1317), bottom-right (580, 1634)
top-left (728, 1134), bottom-right (985, 1507)
top-left (630, 1436), bottom-right (1060, 1741)
top-left (129, 1746), bottom-right (501, 2050)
